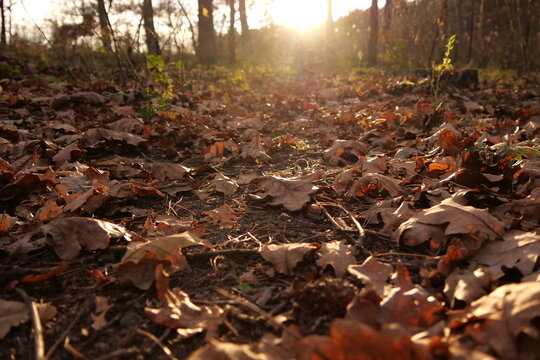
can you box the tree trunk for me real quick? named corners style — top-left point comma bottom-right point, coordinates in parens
top-left (326, 0), bottom-right (334, 60)
top-left (367, 0), bottom-right (378, 65)
top-left (467, 0), bottom-right (475, 64)
top-left (142, 0), bottom-right (160, 55)
top-left (96, 0), bottom-right (112, 51)
top-left (228, 0), bottom-right (235, 64)
top-left (198, 0), bottom-right (216, 64)
top-left (383, 0), bottom-right (393, 33)
top-left (238, 0), bottom-right (251, 54)
top-left (0, 0), bottom-right (6, 45)
top-left (178, 0), bottom-right (198, 56)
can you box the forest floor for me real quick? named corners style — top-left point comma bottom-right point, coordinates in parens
top-left (1, 55), bottom-right (540, 360)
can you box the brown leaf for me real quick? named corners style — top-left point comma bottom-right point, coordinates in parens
top-left (379, 286), bottom-right (444, 332)
top-left (118, 232), bottom-right (209, 290)
top-left (316, 240), bottom-right (357, 277)
top-left (448, 282), bottom-right (540, 360)
top-left (444, 267), bottom-right (491, 306)
top-left (393, 197), bottom-right (504, 253)
top-left (202, 205), bottom-right (238, 229)
top-left (345, 172), bottom-right (404, 198)
top-left (142, 162), bottom-right (191, 181)
top-left (472, 230), bottom-right (540, 279)
top-left (261, 243), bottom-right (317, 275)
top-left (210, 173), bottom-right (239, 196)
top-left (0, 300), bottom-right (56, 339)
top-left (188, 340), bottom-right (272, 360)
top-left (19, 262), bottom-right (69, 283)
top-left (91, 296), bottom-right (112, 330)
top-left (251, 171), bottom-right (321, 211)
top-left (145, 288), bottom-right (224, 340)
top-left (323, 140), bottom-right (368, 165)
top-left (43, 217), bottom-right (128, 260)
top-left (300, 319), bottom-right (429, 360)
top-left (348, 256), bottom-right (394, 296)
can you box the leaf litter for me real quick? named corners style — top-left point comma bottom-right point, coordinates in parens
top-left (0, 63), bottom-right (539, 359)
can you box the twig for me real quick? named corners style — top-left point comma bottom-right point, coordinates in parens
top-left (94, 347), bottom-right (139, 360)
top-left (373, 252), bottom-right (441, 259)
top-left (15, 288), bottom-right (45, 360)
top-left (136, 329), bottom-right (178, 360)
top-left (45, 300), bottom-right (91, 360)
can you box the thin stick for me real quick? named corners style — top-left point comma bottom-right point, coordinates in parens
top-left (136, 329), bottom-right (178, 360)
top-left (45, 300), bottom-right (90, 360)
top-left (16, 288), bottom-right (45, 360)
top-left (94, 347), bottom-right (139, 360)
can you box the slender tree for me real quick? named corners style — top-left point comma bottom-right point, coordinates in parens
top-left (326, 0), bottom-right (334, 59)
top-left (142, 0), bottom-right (160, 55)
top-left (0, 0), bottom-right (6, 45)
top-left (228, 0), bottom-right (236, 64)
top-left (198, 0), bottom-right (216, 64)
top-left (367, 0), bottom-right (379, 65)
top-left (96, 0), bottom-right (112, 51)
top-left (238, 0), bottom-right (251, 54)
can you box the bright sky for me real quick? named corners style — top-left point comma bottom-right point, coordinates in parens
top-left (11, 0), bottom-right (381, 31)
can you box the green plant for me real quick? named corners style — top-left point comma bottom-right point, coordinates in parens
top-left (146, 55), bottom-right (174, 104)
top-left (432, 34), bottom-right (456, 101)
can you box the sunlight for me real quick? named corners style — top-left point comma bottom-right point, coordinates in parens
top-left (270, 0), bottom-right (377, 30)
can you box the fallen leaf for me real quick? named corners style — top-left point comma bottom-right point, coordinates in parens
top-left (448, 282), bottom-right (540, 360)
top-left (145, 288), bottom-right (224, 340)
top-left (394, 197), bottom-right (504, 253)
top-left (202, 204), bottom-right (238, 228)
top-left (300, 319), bottom-right (429, 360)
top-left (0, 300), bottom-right (57, 339)
top-left (91, 296), bottom-right (112, 330)
top-left (261, 243), bottom-right (317, 275)
top-left (316, 240), bottom-right (357, 277)
top-left (142, 162), bottom-right (191, 181)
top-left (210, 173), bottom-right (239, 196)
top-left (118, 232), bottom-right (209, 290)
top-left (43, 217), bottom-right (129, 260)
top-left (348, 256), bottom-right (394, 296)
top-left (323, 140), bottom-right (368, 165)
top-left (19, 262), bottom-right (69, 283)
top-left (472, 230), bottom-right (540, 279)
top-left (251, 171), bottom-right (321, 211)
top-left (443, 267), bottom-right (491, 306)
top-left (188, 340), bottom-right (271, 360)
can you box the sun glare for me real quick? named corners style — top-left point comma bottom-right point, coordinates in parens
top-left (270, 0), bottom-right (328, 30)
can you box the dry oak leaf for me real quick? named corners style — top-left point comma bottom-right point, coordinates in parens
top-left (448, 282), bottom-right (540, 360)
top-left (316, 240), bottom-right (357, 277)
top-left (0, 299), bottom-right (57, 339)
top-left (142, 162), bottom-right (191, 181)
top-left (393, 197), bottom-right (504, 250)
top-left (145, 288), bottom-right (224, 340)
top-left (472, 230), bottom-right (540, 279)
top-left (202, 204), bottom-right (238, 229)
top-left (444, 267), bottom-right (491, 307)
top-left (379, 286), bottom-right (444, 333)
top-left (251, 171), bottom-right (321, 211)
top-left (43, 217), bottom-right (129, 260)
top-left (118, 232), bottom-right (210, 290)
top-left (210, 173), bottom-right (239, 196)
top-left (345, 172), bottom-right (404, 198)
top-left (323, 139), bottom-right (368, 165)
top-left (188, 340), bottom-right (273, 360)
top-left (82, 128), bottom-right (148, 147)
top-left (91, 296), bottom-right (112, 331)
top-left (300, 319), bottom-right (429, 360)
top-left (261, 243), bottom-right (317, 275)
top-left (348, 256), bottom-right (394, 297)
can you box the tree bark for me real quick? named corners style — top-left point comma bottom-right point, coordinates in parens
top-left (383, 0), bottom-right (393, 33)
top-left (1, 0), bottom-right (6, 45)
top-left (198, 0), bottom-right (216, 64)
top-left (142, 0), bottom-right (160, 55)
top-left (467, 0), bottom-right (475, 63)
top-left (96, 0), bottom-right (112, 51)
top-left (228, 0), bottom-right (235, 64)
top-left (238, 0), bottom-right (251, 54)
top-left (367, 0), bottom-right (379, 65)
